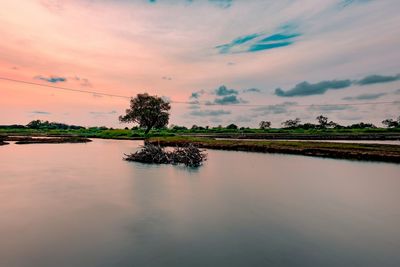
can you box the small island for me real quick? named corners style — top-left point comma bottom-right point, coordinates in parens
top-left (2, 136), bottom-right (92, 144)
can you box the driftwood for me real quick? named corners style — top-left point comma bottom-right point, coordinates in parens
top-left (124, 143), bottom-right (207, 167)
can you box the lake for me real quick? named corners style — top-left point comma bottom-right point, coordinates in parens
top-left (1, 139), bottom-right (400, 267)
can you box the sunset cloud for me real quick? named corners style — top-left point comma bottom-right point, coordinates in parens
top-left (275, 80), bottom-right (352, 97)
top-left (35, 76), bottom-right (67, 83)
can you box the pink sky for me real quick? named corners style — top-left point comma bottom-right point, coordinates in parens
top-left (1, 0), bottom-right (399, 127)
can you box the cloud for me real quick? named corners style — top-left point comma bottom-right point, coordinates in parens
top-left (248, 41), bottom-right (293, 52)
top-left (275, 79), bottom-right (352, 97)
top-left (190, 89), bottom-right (205, 99)
top-left (31, 110), bottom-right (51, 115)
top-left (190, 109), bottom-right (231, 116)
top-left (215, 33), bottom-right (261, 54)
top-left (35, 75), bottom-right (67, 83)
top-left (252, 102), bottom-right (296, 115)
top-left (208, 0), bottom-right (233, 9)
top-left (72, 76), bottom-right (92, 87)
top-left (342, 92), bottom-right (386, 101)
top-left (340, 0), bottom-right (372, 8)
top-left (275, 73), bottom-right (400, 97)
top-left (89, 110), bottom-right (117, 116)
top-left (242, 88), bottom-right (261, 93)
top-left (356, 74), bottom-right (400, 85)
top-left (149, 0), bottom-right (232, 8)
top-left (234, 115), bottom-right (252, 123)
top-left (215, 24), bottom-right (300, 54)
top-left (214, 95), bottom-right (244, 105)
top-left (188, 104), bottom-right (200, 109)
top-left (307, 104), bottom-right (354, 112)
top-left (215, 85), bottom-right (238, 96)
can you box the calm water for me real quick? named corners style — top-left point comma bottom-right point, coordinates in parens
top-left (1, 140), bottom-right (400, 267)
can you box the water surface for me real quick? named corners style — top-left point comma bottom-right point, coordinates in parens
top-left (1, 139), bottom-right (399, 267)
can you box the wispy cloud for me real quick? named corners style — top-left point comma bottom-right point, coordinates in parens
top-left (31, 110), bottom-right (51, 115)
top-left (89, 110), bottom-right (117, 116)
top-left (275, 80), bottom-right (352, 97)
top-left (35, 75), bottom-right (67, 83)
top-left (208, 0), bottom-right (233, 9)
top-left (72, 76), bottom-right (92, 87)
top-left (355, 74), bottom-right (400, 85)
top-left (308, 105), bottom-right (354, 112)
top-left (251, 102), bottom-right (296, 115)
top-left (190, 109), bottom-right (231, 116)
top-left (216, 24), bottom-right (300, 54)
top-left (342, 92), bottom-right (386, 101)
top-left (340, 0), bottom-right (372, 8)
top-left (148, 0), bottom-right (232, 8)
top-left (216, 33), bottom-right (261, 54)
top-left (242, 88), bottom-right (261, 93)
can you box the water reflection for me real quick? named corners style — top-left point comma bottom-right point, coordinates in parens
top-left (0, 139), bottom-right (399, 266)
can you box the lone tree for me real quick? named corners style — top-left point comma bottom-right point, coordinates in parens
top-left (119, 93), bottom-right (171, 134)
top-left (259, 121), bottom-right (271, 130)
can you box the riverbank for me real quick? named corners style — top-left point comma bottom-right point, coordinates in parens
top-left (147, 136), bottom-right (400, 163)
top-left (184, 132), bottom-right (400, 140)
top-left (3, 136), bottom-right (92, 144)
top-left (1, 127), bottom-right (400, 141)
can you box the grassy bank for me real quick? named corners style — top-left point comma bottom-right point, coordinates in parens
top-left (4, 136), bottom-right (91, 144)
top-left (147, 136), bottom-right (400, 163)
top-left (1, 127), bottom-right (400, 140)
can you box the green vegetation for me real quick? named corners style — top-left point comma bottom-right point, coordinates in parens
top-left (4, 136), bottom-right (91, 144)
top-left (147, 136), bottom-right (400, 163)
top-left (1, 114), bottom-right (399, 141)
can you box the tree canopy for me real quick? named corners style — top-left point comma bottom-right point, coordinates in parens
top-left (119, 93), bottom-right (171, 134)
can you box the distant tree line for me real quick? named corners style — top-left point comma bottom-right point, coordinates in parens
top-left (168, 115), bottom-right (400, 132)
top-left (0, 120), bottom-right (85, 130)
top-left (1, 115), bottom-right (399, 132)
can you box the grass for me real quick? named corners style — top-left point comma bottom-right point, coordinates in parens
top-left (1, 127), bottom-right (399, 140)
top-left (147, 136), bottom-right (400, 163)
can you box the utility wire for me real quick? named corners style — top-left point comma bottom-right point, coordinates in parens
top-left (1, 76), bottom-right (399, 108)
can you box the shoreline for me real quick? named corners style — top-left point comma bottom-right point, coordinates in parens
top-left (3, 136), bottom-right (92, 144)
top-left (147, 137), bottom-right (400, 164)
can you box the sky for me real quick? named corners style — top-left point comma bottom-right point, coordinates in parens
top-left (1, 0), bottom-right (400, 128)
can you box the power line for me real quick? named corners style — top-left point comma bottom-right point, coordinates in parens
top-left (0, 77), bottom-right (131, 99)
top-left (1, 76), bottom-right (399, 108)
